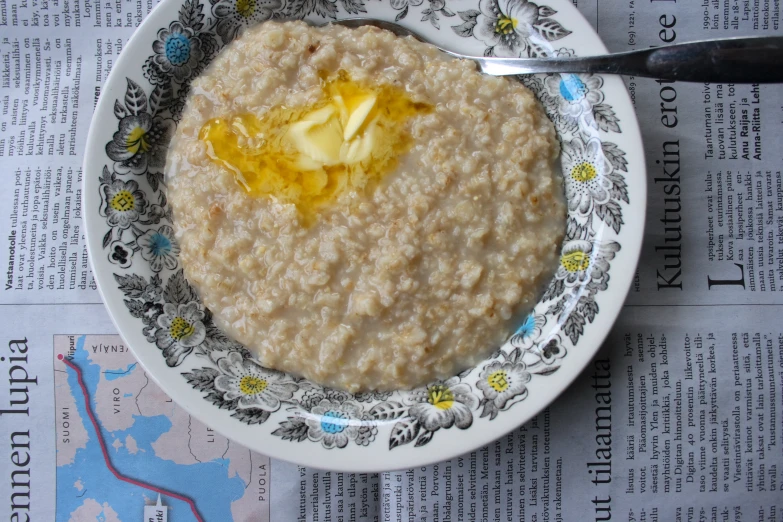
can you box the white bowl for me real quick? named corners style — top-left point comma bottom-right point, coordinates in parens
top-left (83, 0), bottom-right (646, 471)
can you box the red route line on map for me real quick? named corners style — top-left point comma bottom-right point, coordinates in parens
top-left (58, 354), bottom-right (205, 522)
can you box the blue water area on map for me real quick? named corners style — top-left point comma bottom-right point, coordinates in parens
top-left (103, 363), bottom-right (137, 381)
top-left (56, 336), bottom-right (247, 521)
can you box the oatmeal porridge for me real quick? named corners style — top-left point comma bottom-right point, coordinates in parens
top-left (166, 21), bottom-right (565, 392)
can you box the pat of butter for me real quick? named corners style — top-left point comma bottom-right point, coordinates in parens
top-left (286, 92), bottom-right (378, 167)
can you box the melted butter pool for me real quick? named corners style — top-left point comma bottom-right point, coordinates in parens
top-left (199, 72), bottom-right (431, 224)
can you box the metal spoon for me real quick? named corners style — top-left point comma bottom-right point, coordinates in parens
top-left (324, 18), bottom-right (783, 83)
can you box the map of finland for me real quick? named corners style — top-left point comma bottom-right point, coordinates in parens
top-left (54, 334), bottom-right (271, 522)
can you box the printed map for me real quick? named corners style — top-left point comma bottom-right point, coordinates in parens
top-left (54, 335), bottom-right (270, 522)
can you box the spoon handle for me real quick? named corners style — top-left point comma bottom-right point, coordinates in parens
top-left (476, 36), bottom-right (783, 83)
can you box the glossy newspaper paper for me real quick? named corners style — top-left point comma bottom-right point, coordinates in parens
top-left (0, 0), bottom-right (781, 520)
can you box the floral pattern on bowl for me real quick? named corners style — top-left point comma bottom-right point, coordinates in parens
top-left (84, 0), bottom-right (645, 469)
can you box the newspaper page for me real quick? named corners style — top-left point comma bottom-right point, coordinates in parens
top-left (0, 0), bottom-right (781, 520)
